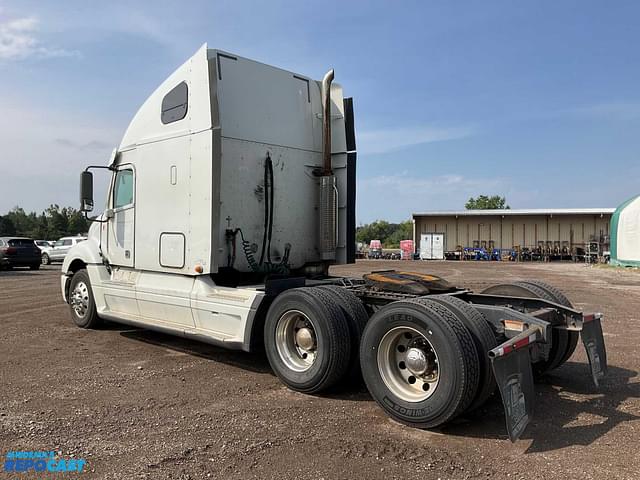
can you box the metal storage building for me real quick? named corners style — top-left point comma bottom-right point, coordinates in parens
top-left (412, 208), bottom-right (614, 259)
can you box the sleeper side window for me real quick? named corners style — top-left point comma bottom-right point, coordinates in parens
top-left (113, 169), bottom-right (134, 209)
top-left (161, 82), bottom-right (188, 124)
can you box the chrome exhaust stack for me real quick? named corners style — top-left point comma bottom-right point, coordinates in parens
top-left (319, 68), bottom-right (337, 261)
top-left (321, 69), bottom-right (334, 175)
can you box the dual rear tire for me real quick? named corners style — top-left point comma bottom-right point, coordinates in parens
top-left (263, 286), bottom-right (367, 394)
top-left (265, 287), bottom-right (498, 428)
top-left (265, 285), bottom-right (498, 429)
top-left (359, 297), bottom-right (492, 428)
top-left (480, 280), bottom-right (578, 375)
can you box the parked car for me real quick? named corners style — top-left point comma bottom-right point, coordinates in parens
top-left (42, 236), bottom-right (87, 264)
top-left (0, 237), bottom-right (42, 270)
top-left (35, 240), bottom-right (53, 254)
top-left (35, 240), bottom-right (54, 264)
top-left (35, 240), bottom-right (54, 250)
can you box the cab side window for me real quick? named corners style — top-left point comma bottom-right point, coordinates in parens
top-left (63, 239), bottom-right (72, 246)
top-left (161, 82), bottom-right (188, 124)
top-left (113, 169), bottom-right (134, 209)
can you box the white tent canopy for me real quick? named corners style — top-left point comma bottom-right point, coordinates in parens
top-left (610, 194), bottom-right (640, 267)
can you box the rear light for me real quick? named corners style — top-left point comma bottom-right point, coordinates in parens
top-left (1, 247), bottom-right (17, 254)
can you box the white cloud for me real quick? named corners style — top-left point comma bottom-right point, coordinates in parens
top-left (357, 124), bottom-right (476, 155)
top-left (0, 97), bottom-right (120, 214)
top-left (360, 173), bottom-right (490, 190)
top-left (53, 138), bottom-right (113, 151)
top-left (357, 172), bottom-right (505, 223)
top-left (570, 101), bottom-right (640, 121)
top-left (0, 15), bottom-right (79, 60)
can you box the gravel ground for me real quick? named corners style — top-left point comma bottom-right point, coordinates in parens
top-left (1, 261), bottom-right (639, 479)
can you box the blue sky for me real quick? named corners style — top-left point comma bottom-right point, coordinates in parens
top-left (1, 1), bottom-right (639, 223)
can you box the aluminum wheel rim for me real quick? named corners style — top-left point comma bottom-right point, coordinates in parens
top-left (71, 281), bottom-right (89, 318)
top-left (275, 310), bottom-right (317, 372)
top-left (377, 326), bottom-right (440, 402)
top-left (41, 254), bottom-right (48, 265)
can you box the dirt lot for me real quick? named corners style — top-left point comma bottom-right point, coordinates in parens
top-left (1, 261), bottom-right (639, 479)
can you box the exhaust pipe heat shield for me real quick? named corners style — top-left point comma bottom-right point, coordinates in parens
top-left (319, 175), bottom-right (337, 260)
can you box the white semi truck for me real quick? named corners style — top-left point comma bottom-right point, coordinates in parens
top-left (62, 44), bottom-right (607, 442)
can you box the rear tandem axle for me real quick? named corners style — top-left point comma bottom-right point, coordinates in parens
top-left (332, 272), bottom-right (607, 442)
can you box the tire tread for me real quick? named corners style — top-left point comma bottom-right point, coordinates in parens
top-left (264, 287), bottom-right (352, 394)
top-left (428, 295), bottom-right (497, 411)
top-left (69, 269), bottom-right (102, 329)
top-left (316, 285), bottom-right (368, 380)
top-left (407, 298), bottom-right (480, 419)
top-left (517, 280), bottom-right (579, 366)
top-left (482, 281), bottom-right (569, 375)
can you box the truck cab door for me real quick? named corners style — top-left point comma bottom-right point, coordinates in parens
top-left (107, 166), bottom-right (135, 267)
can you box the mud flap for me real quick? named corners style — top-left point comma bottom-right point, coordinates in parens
top-left (581, 314), bottom-right (607, 387)
top-left (491, 347), bottom-right (535, 442)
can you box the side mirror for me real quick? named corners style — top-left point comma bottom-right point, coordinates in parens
top-left (80, 171), bottom-right (94, 212)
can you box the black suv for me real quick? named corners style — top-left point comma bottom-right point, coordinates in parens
top-left (0, 237), bottom-right (42, 270)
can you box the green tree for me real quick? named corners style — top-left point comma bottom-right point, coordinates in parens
top-left (67, 208), bottom-right (89, 235)
top-left (46, 205), bottom-right (68, 239)
top-left (5, 207), bottom-right (36, 235)
top-left (356, 220), bottom-right (394, 245)
top-left (0, 205), bottom-right (89, 239)
top-left (465, 195), bottom-right (509, 210)
top-left (28, 212), bottom-right (49, 239)
top-left (0, 215), bottom-right (16, 235)
top-left (356, 220), bottom-right (413, 248)
top-left (386, 220), bottom-right (413, 247)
